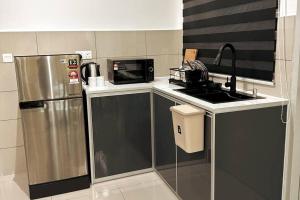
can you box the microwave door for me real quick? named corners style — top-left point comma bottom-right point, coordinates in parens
top-left (117, 71), bottom-right (143, 80)
top-left (116, 63), bottom-right (144, 82)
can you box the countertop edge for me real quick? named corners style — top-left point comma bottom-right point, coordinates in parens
top-left (83, 78), bottom-right (289, 114)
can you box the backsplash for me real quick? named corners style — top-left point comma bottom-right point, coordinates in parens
top-left (0, 30), bottom-right (182, 176)
top-left (0, 14), bottom-right (295, 175)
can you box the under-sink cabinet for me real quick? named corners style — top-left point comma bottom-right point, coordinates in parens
top-left (153, 90), bottom-right (286, 200)
top-left (87, 90), bottom-right (152, 183)
top-left (154, 92), bottom-right (212, 200)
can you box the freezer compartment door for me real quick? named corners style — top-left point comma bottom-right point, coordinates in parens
top-left (20, 98), bottom-right (88, 185)
top-left (15, 54), bottom-right (82, 102)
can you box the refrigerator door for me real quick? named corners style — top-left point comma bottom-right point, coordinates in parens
top-left (20, 98), bottom-right (88, 185)
top-left (15, 54), bottom-right (82, 102)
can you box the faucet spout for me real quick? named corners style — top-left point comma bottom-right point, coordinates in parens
top-left (214, 43), bottom-right (237, 93)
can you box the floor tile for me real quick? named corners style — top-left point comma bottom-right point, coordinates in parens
top-left (95, 175), bottom-right (140, 189)
top-left (0, 177), bottom-right (30, 200)
top-left (92, 188), bottom-right (124, 200)
top-left (120, 180), bottom-right (178, 200)
top-left (52, 189), bottom-right (91, 200)
top-left (0, 172), bottom-right (178, 200)
top-left (129, 172), bottom-right (161, 184)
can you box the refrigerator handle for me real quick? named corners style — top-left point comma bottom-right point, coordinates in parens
top-left (19, 101), bottom-right (45, 110)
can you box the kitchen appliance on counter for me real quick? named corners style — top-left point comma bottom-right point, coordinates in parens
top-left (80, 62), bottom-right (100, 85)
top-left (15, 54), bottom-right (90, 199)
top-left (107, 58), bottom-right (154, 84)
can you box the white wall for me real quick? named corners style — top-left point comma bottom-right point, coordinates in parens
top-left (0, 0), bottom-right (183, 31)
top-left (280, 0), bottom-right (298, 16)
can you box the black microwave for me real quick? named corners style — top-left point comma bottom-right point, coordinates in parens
top-left (107, 58), bottom-right (154, 84)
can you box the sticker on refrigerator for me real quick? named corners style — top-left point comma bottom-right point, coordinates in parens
top-left (68, 70), bottom-right (79, 84)
top-left (68, 59), bottom-right (79, 69)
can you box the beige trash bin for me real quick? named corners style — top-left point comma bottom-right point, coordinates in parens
top-left (170, 104), bottom-right (205, 153)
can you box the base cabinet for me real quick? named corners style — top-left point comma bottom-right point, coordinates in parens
top-left (89, 90), bottom-right (286, 200)
top-left (177, 116), bottom-right (211, 200)
top-left (91, 92), bottom-right (152, 179)
top-left (154, 93), bottom-right (211, 200)
top-left (215, 107), bottom-right (286, 200)
top-left (154, 94), bottom-right (177, 190)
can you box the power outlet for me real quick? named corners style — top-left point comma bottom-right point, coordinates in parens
top-left (75, 50), bottom-right (92, 60)
top-left (2, 53), bottom-right (13, 63)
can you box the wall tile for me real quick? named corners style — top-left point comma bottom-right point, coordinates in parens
top-left (0, 91), bottom-right (19, 120)
top-left (96, 31), bottom-right (146, 58)
top-left (276, 16), bottom-right (296, 61)
top-left (246, 60), bottom-right (292, 97)
top-left (0, 32), bottom-right (38, 62)
top-left (0, 173), bottom-right (30, 200)
top-left (0, 63), bottom-right (17, 92)
top-left (36, 32), bottom-right (96, 58)
top-left (259, 59), bottom-right (293, 97)
top-left (0, 119), bottom-right (23, 149)
top-left (178, 30), bottom-right (183, 54)
top-left (0, 146), bottom-right (26, 176)
top-left (146, 30), bottom-right (182, 55)
top-left (147, 55), bottom-right (181, 77)
top-left (97, 58), bottom-right (109, 80)
top-left (178, 54), bottom-right (183, 65)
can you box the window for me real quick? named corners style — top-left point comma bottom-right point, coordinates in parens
top-left (183, 0), bottom-right (278, 81)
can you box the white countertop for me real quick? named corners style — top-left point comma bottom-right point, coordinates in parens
top-left (84, 77), bottom-right (288, 114)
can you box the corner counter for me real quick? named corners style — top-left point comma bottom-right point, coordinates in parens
top-left (83, 77), bottom-right (288, 200)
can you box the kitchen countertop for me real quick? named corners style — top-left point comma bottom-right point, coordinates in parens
top-left (84, 77), bottom-right (288, 114)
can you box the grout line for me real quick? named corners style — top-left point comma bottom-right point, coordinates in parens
top-left (0, 145), bottom-right (24, 150)
top-left (144, 31), bottom-right (148, 58)
top-left (93, 31), bottom-right (98, 59)
top-left (0, 89), bottom-right (17, 93)
top-left (94, 53), bottom-right (181, 60)
top-left (119, 189), bottom-right (126, 200)
top-left (275, 58), bottom-right (293, 62)
top-left (95, 55), bottom-right (148, 60)
top-left (34, 32), bottom-right (39, 55)
top-left (0, 118), bottom-right (21, 122)
top-left (146, 53), bottom-right (182, 57)
top-left (298, 176), bottom-right (300, 200)
top-left (5, 52), bottom-right (178, 64)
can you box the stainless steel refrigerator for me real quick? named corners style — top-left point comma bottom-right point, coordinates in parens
top-left (15, 54), bottom-right (90, 199)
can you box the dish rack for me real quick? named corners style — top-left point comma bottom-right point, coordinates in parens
top-left (169, 68), bottom-right (208, 88)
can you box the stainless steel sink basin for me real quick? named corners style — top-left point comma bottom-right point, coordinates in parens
top-left (175, 88), bottom-right (263, 104)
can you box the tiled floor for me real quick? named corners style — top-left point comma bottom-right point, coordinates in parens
top-left (0, 172), bottom-right (179, 200)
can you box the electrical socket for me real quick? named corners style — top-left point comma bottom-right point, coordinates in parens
top-left (2, 53), bottom-right (13, 63)
top-left (75, 50), bottom-right (92, 60)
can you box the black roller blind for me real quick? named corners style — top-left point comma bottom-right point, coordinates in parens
top-left (183, 0), bottom-right (278, 81)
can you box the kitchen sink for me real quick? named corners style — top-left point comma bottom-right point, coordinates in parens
top-left (175, 88), bottom-right (263, 104)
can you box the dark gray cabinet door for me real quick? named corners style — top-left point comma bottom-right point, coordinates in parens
top-left (215, 106), bottom-right (286, 200)
top-left (177, 115), bottom-right (211, 200)
top-left (154, 93), bottom-right (177, 191)
top-left (91, 93), bottom-right (152, 179)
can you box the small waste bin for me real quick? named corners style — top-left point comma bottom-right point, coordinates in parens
top-left (170, 104), bottom-right (205, 153)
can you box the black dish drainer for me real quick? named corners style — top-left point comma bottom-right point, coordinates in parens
top-left (169, 67), bottom-right (222, 90)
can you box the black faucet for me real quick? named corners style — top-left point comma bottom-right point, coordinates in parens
top-left (214, 43), bottom-right (237, 94)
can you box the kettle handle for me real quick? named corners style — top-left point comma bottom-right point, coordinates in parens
top-left (97, 64), bottom-right (101, 76)
top-left (80, 63), bottom-right (89, 83)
